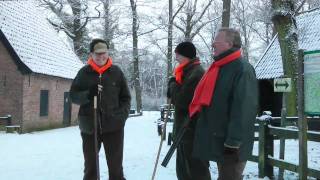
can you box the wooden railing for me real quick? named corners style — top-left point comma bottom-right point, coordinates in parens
top-left (249, 116), bottom-right (320, 179)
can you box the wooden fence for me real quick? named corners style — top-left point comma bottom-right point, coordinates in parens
top-left (249, 116), bottom-right (320, 179)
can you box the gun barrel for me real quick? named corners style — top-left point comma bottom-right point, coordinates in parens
top-left (161, 127), bottom-right (186, 167)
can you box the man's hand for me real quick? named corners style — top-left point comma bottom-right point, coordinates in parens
top-left (98, 84), bottom-right (103, 92)
top-left (223, 146), bottom-right (240, 162)
top-left (223, 146), bottom-right (239, 155)
top-left (88, 84), bottom-right (103, 99)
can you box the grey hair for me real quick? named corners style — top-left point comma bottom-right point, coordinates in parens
top-left (218, 28), bottom-right (242, 48)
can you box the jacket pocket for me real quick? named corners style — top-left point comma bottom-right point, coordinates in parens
top-left (78, 116), bottom-right (94, 134)
top-left (101, 109), bottom-right (126, 132)
top-left (113, 108), bottom-right (127, 124)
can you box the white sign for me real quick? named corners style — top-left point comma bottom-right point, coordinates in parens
top-left (304, 50), bottom-right (320, 115)
top-left (274, 78), bottom-right (292, 92)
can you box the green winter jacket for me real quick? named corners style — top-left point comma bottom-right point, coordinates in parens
top-left (168, 61), bottom-right (204, 140)
top-left (70, 64), bottom-right (131, 134)
top-left (192, 48), bottom-right (258, 162)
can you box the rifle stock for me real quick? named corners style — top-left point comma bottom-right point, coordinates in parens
top-left (161, 126), bottom-right (186, 167)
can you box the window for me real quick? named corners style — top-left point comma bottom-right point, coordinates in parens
top-left (0, 74), bottom-right (6, 94)
top-left (40, 90), bottom-right (49, 116)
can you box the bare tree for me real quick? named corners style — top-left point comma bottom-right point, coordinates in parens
top-left (251, 0), bottom-right (274, 46)
top-left (40, 0), bottom-right (91, 61)
top-left (99, 0), bottom-right (119, 52)
top-left (307, 0), bottom-right (320, 9)
top-left (221, 0), bottom-right (231, 27)
top-left (231, 0), bottom-right (256, 61)
top-left (174, 0), bottom-right (215, 41)
top-left (129, 0), bottom-right (142, 113)
top-left (167, 0), bottom-right (174, 87)
top-left (166, 0), bottom-right (187, 85)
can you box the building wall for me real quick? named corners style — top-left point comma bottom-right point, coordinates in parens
top-left (0, 40), bottom-right (23, 125)
top-left (22, 73), bottom-right (79, 132)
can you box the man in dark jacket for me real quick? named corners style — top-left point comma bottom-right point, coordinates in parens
top-left (167, 41), bottom-right (211, 180)
top-left (70, 39), bottom-right (131, 180)
top-left (189, 28), bottom-right (258, 180)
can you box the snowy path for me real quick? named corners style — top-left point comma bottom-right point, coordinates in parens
top-left (0, 111), bottom-right (319, 180)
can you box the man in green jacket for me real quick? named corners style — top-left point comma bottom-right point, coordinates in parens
top-left (189, 28), bottom-right (258, 180)
top-left (70, 39), bottom-right (131, 180)
top-left (167, 41), bottom-right (211, 180)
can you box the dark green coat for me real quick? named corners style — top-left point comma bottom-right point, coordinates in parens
top-left (193, 52), bottom-right (258, 162)
top-left (70, 64), bottom-right (131, 134)
top-left (168, 62), bottom-right (204, 137)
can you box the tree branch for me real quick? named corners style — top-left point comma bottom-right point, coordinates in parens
top-left (191, 0), bottom-right (214, 28)
top-left (47, 18), bottom-right (75, 38)
top-left (173, 22), bottom-right (185, 33)
top-left (171, 0), bottom-right (187, 23)
top-left (138, 27), bottom-right (163, 36)
top-left (190, 15), bottom-right (221, 39)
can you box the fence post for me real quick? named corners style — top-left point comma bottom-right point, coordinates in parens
top-left (298, 49), bottom-right (308, 180)
top-left (258, 115), bottom-right (274, 178)
top-left (266, 125), bottom-right (274, 178)
top-left (7, 115), bottom-right (12, 126)
top-left (279, 99), bottom-right (287, 179)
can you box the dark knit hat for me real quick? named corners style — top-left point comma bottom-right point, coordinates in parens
top-left (174, 41), bottom-right (196, 59)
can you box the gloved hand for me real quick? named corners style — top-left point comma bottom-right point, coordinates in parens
top-left (167, 76), bottom-right (176, 98)
top-left (223, 146), bottom-right (239, 155)
top-left (168, 76), bottom-right (176, 85)
top-left (223, 146), bottom-right (240, 162)
top-left (88, 84), bottom-right (103, 100)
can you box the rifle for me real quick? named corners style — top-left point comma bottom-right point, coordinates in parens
top-left (161, 118), bottom-right (189, 167)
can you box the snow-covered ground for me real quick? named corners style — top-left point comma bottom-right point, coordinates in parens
top-left (0, 111), bottom-right (319, 180)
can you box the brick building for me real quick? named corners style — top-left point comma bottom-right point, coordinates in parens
top-left (0, 1), bottom-right (84, 132)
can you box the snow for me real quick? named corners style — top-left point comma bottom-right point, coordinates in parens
top-left (255, 8), bottom-right (320, 80)
top-left (0, 1), bottom-right (84, 79)
top-left (0, 111), bottom-right (319, 180)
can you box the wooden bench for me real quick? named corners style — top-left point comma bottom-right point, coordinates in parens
top-left (5, 125), bottom-right (21, 133)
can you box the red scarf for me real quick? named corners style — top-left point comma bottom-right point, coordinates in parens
top-left (174, 60), bottom-right (201, 84)
top-left (189, 50), bottom-right (241, 118)
top-left (87, 57), bottom-right (113, 75)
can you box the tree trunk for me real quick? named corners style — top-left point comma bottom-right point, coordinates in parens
top-left (242, 22), bottom-right (250, 61)
top-left (103, 0), bottom-right (111, 47)
top-left (222, 0), bottom-right (231, 27)
top-left (271, 0), bottom-right (298, 116)
top-left (185, 12), bottom-right (192, 41)
top-left (266, 22), bottom-right (271, 45)
top-left (130, 0), bottom-right (142, 113)
top-left (67, 0), bottom-right (85, 61)
top-left (167, 0), bottom-right (173, 87)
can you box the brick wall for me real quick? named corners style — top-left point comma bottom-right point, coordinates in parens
top-left (0, 39), bottom-right (79, 132)
top-left (0, 40), bottom-right (23, 125)
top-left (22, 74), bottom-right (79, 132)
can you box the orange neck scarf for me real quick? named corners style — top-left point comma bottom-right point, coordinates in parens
top-left (87, 57), bottom-right (113, 75)
top-left (189, 49), bottom-right (241, 118)
top-left (174, 60), bottom-right (201, 84)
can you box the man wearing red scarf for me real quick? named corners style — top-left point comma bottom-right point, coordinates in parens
top-left (167, 42), bottom-right (211, 180)
top-left (190, 28), bottom-right (258, 180)
top-left (70, 39), bottom-right (131, 180)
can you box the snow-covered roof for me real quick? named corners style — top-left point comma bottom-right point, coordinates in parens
top-left (255, 8), bottom-right (320, 79)
top-left (0, 0), bottom-right (84, 79)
